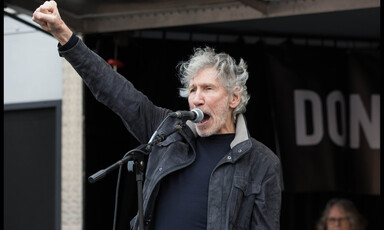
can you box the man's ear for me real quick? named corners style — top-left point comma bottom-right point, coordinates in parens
top-left (229, 88), bottom-right (241, 109)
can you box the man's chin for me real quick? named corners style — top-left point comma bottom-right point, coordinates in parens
top-left (196, 127), bottom-right (215, 137)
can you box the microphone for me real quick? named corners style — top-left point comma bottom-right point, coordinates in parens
top-left (170, 108), bottom-right (204, 123)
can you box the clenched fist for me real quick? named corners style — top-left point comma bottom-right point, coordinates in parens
top-left (32, 1), bottom-right (72, 45)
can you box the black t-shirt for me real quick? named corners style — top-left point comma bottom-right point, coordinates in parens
top-left (153, 134), bottom-right (235, 230)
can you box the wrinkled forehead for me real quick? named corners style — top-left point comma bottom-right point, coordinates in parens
top-left (189, 67), bottom-right (222, 87)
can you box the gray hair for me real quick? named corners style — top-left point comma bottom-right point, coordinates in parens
top-left (316, 199), bottom-right (366, 230)
top-left (178, 47), bottom-right (250, 120)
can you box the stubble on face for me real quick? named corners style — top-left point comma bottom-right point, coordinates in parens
top-left (195, 96), bottom-right (232, 137)
top-left (188, 68), bottom-right (235, 137)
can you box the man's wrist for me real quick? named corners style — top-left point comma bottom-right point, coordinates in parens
top-left (58, 33), bottom-right (79, 52)
top-left (54, 21), bottom-right (73, 45)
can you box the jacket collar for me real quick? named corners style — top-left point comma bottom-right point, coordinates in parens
top-left (185, 113), bottom-right (250, 149)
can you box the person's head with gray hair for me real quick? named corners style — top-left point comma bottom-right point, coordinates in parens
top-left (177, 47), bottom-right (250, 137)
top-left (316, 198), bottom-right (366, 230)
top-left (179, 47), bottom-right (250, 118)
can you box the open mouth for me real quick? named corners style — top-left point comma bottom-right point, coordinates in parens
top-left (200, 113), bottom-right (211, 123)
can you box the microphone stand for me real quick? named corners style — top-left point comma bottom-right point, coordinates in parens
top-left (88, 144), bottom-right (150, 230)
top-left (88, 144), bottom-right (150, 184)
top-left (88, 116), bottom-right (184, 230)
top-left (127, 144), bottom-right (148, 230)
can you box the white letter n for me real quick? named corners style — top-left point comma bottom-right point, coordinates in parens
top-left (350, 94), bottom-right (380, 149)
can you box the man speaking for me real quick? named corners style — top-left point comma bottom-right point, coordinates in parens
top-left (33, 1), bottom-right (283, 229)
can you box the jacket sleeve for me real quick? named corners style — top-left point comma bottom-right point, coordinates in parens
top-left (59, 36), bottom-right (171, 143)
top-left (252, 157), bottom-right (282, 230)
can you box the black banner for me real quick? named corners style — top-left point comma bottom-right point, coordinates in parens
top-left (266, 45), bottom-right (380, 194)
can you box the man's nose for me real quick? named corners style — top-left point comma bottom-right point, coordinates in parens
top-left (192, 90), bottom-right (204, 106)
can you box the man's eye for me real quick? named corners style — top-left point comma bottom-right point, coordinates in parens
top-left (190, 88), bottom-right (196, 93)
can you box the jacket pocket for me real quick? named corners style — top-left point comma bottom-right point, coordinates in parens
top-left (228, 177), bottom-right (261, 229)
